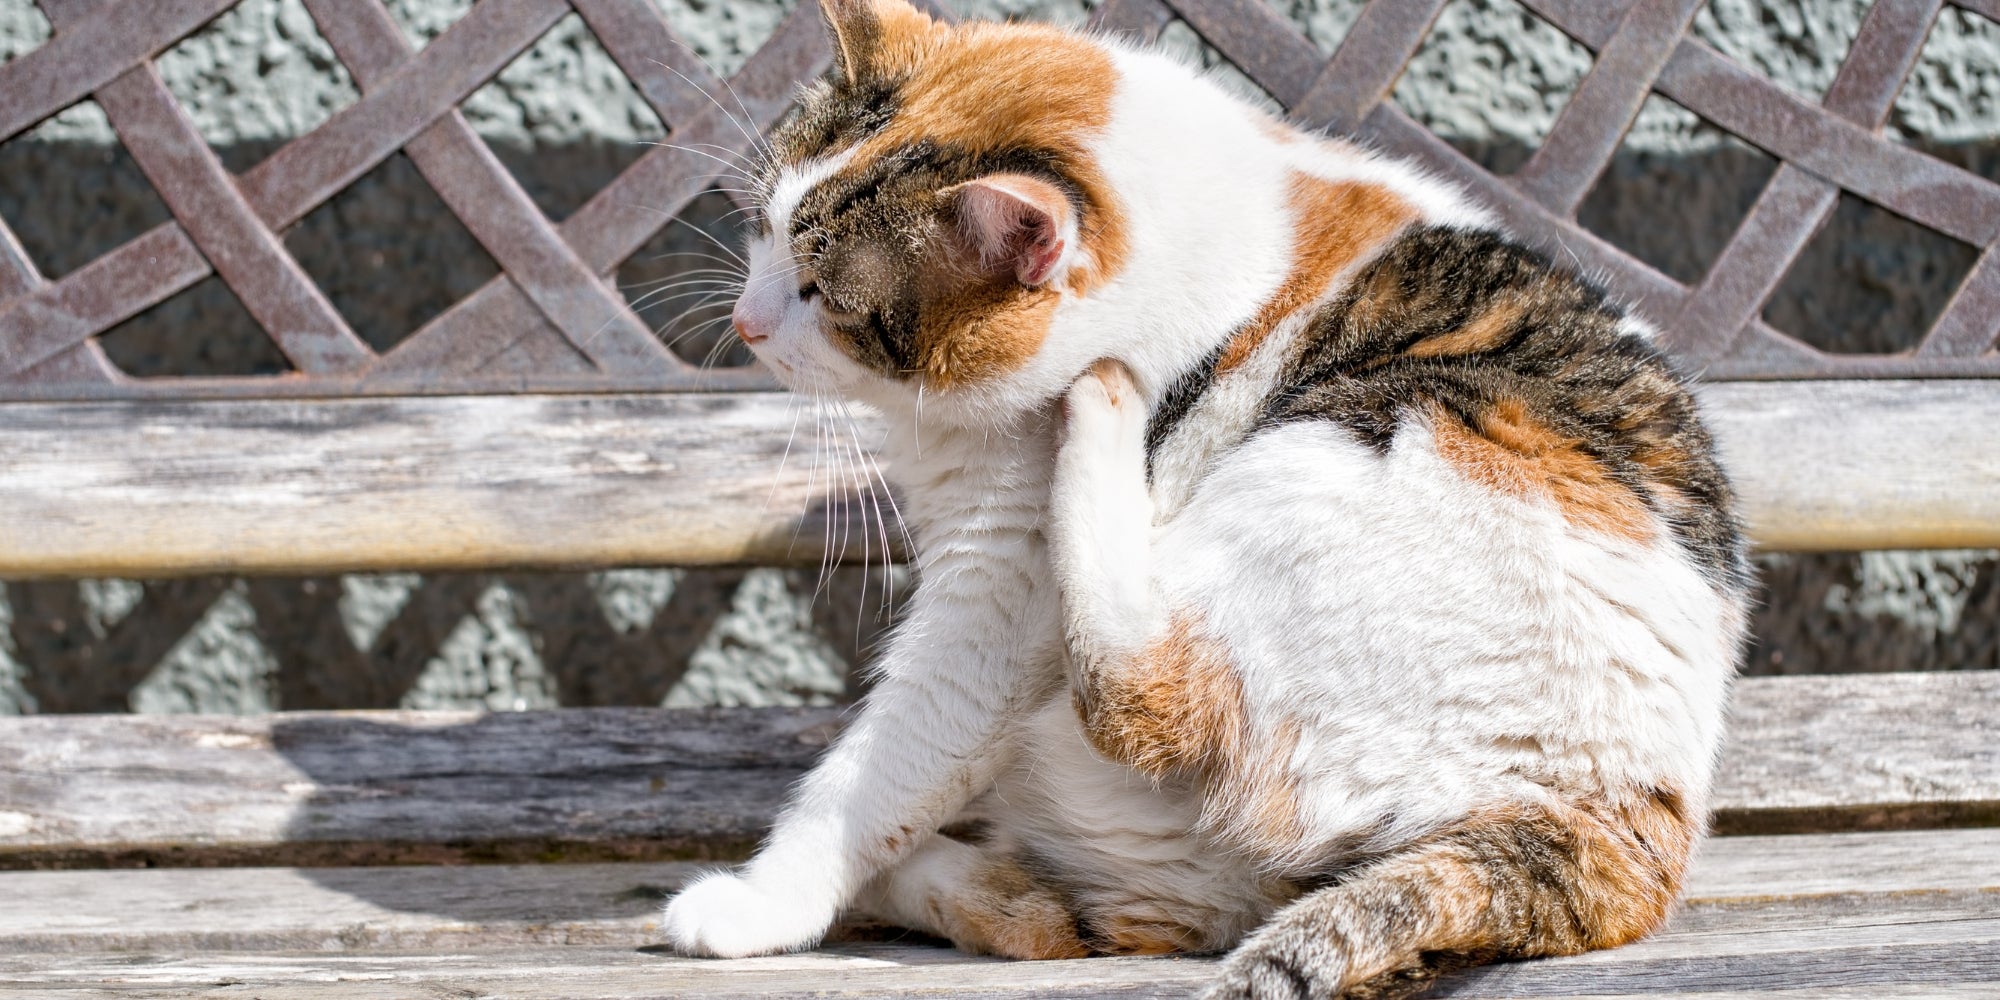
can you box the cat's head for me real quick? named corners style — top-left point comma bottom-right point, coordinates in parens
top-left (732, 0), bottom-right (1134, 415)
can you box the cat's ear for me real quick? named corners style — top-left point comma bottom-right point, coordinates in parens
top-left (821, 0), bottom-right (936, 86)
top-left (950, 174), bottom-right (1078, 288)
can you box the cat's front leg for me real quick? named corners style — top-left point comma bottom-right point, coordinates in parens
top-left (1051, 360), bottom-right (1230, 778)
top-left (664, 480), bottom-right (1061, 958)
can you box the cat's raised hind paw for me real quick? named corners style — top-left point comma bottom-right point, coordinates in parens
top-left (1059, 358), bottom-right (1145, 454)
top-left (662, 871), bottom-right (830, 958)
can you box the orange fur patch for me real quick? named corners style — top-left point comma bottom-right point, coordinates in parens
top-left (862, 21), bottom-right (1126, 291)
top-left (1093, 914), bottom-right (1205, 956)
top-left (1077, 610), bottom-right (1246, 779)
top-left (828, 11), bottom-right (1127, 386)
top-left (1401, 295), bottom-right (1527, 359)
top-left (943, 856), bottom-right (1091, 960)
top-left (1430, 399), bottom-right (1654, 542)
top-left (1569, 788), bottom-right (1698, 949)
top-left (1216, 174), bottom-right (1417, 373)
top-left (1234, 718), bottom-right (1307, 853)
top-left (917, 281), bottom-right (1060, 388)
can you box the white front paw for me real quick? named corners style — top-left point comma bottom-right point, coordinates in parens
top-left (662, 871), bottom-right (832, 958)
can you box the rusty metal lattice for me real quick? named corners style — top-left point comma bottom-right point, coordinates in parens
top-left (2, 0), bottom-right (1998, 401)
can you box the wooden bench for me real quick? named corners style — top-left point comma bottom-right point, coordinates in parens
top-left (3, 0), bottom-right (1999, 997)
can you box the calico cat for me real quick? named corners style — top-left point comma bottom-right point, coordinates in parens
top-left (664, 1), bottom-right (1750, 996)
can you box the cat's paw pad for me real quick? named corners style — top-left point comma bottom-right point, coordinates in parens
top-left (662, 872), bottom-right (829, 958)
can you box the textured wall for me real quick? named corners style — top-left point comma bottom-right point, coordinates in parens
top-left (1, 0), bottom-right (1997, 714)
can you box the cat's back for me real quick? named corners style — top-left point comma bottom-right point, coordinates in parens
top-left (1142, 135), bottom-right (1747, 598)
top-left (1134, 145), bottom-right (1754, 866)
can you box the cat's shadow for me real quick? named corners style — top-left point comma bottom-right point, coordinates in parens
top-left (265, 712), bottom-right (772, 928)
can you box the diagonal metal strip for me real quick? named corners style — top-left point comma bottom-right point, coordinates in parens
top-left (1290, 0), bottom-right (1450, 135)
top-left (0, 0), bottom-right (238, 145)
top-left (1, 0), bottom-right (573, 381)
top-left (1665, 0), bottom-right (1947, 360)
top-left (0, 340), bottom-right (123, 387)
top-left (1520, 0), bottom-right (1641, 52)
top-left (0, 217), bottom-right (39, 300)
top-left (569, 0), bottom-right (760, 215)
top-left (88, 63), bottom-right (376, 374)
top-left (571, 0), bottom-right (732, 130)
top-left (0, 225), bottom-right (211, 381)
top-left (1655, 45), bottom-right (2000, 248)
top-left (300, 0), bottom-right (677, 376)
top-left (1917, 249), bottom-right (2000, 358)
top-left (235, 0), bottom-right (572, 232)
top-left (556, 2), bottom-right (833, 272)
top-left (1161, 0), bottom-right (1325, 107)
top-left (1085, 0), bottom-right (1174, 44)
top-left (372, 2), bottom-right (832, 380)
top-left (1666, 167), bottom-right (1840, 361)
top-left (31, 0), bottom-right (374, 380)
top-left (1509, 0), bottom-right (1707, 217)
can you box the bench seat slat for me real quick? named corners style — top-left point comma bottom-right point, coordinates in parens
top-left (0, 829), bottom-right (1994, 997)
top-left (0, 672), bottom-right (1993, 868)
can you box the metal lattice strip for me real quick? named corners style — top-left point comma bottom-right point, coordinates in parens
top-left (2, 0), bottom-right (1998, 398)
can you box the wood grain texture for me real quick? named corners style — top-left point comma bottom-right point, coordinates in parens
top-left (0, 392), bottom-right (888, 578)
top-left (1698, 380), bottom-right (2000, 551)
top-left (0, 706), bottom-right (843, 868)
top-left (1712, 670), bottom-right (2000, 834)
top-left (1, 672), bottom-right (1991, 868)
top-left (0, 830), bottom-right (1994, 996)
top-left (0, 380), bottom-right (1995, 579)
top-left (0, 828), bottom-right (1990, 953)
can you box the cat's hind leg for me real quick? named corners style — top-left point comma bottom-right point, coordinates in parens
top-left (851, 829), bottom-right (1089, 959)
top-left (1051, 360), bottom-right (1242, 779)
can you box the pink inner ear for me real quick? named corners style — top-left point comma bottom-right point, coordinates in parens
top-left (955, 175), bottom-right (1074, 287)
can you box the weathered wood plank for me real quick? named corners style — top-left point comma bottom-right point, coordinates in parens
top-left (0, 833), bottom-right (1995, 997)
top-left (1710, 669), bottom-right (2000, 834)
top-left (0, 829), bottom-right (1991, 954)
top-left (1, 673), bottom-right (1992, 868)
top-left (0, 706), bottom-right (841, 868)
top-left (1698, 380), bottom-right (2000, 551)
top-left (0, 829), bottom-right (1993, 997)
top-left (0, 381), bottom-right (1996, 579)
top-left (0, 392), bottom-right (886, 578)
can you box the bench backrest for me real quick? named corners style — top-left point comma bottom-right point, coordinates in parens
top-left (4, 0), bottom-right (2000, 579)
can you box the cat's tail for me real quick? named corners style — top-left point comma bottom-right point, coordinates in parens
top-left (1204, 789), bottom-right (1697, 1000)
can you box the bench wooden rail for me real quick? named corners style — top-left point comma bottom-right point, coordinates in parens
top-left (4, 380), bottom-right (1999, 581)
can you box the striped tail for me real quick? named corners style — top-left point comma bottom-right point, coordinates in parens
top-left (1204, 790), bottom-right (1696, 1000)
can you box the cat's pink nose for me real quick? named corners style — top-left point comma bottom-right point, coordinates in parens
top-left (732, 299), bottom-right (771, 344)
